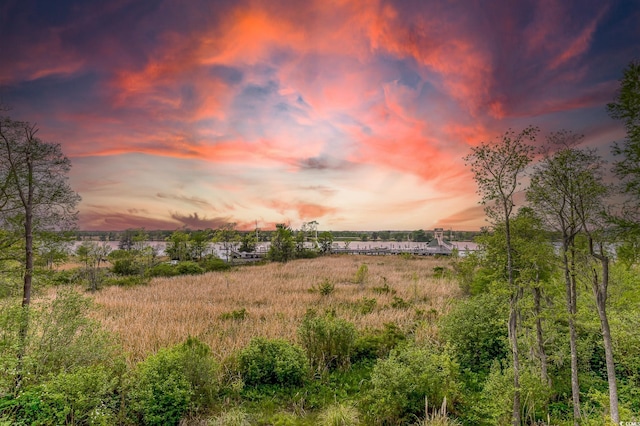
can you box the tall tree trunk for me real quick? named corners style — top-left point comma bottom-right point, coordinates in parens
top-left (564, 240), bottom-right (581, 424)
top-left (590, 241), bottom-right (619, 422)
top-left (505, 213), bottom-right (521, 426)
top-left (16, 142), bottom-right (34, 392)
top-left (533, 286), bottom-right (550, 387)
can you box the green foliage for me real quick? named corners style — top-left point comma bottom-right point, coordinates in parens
top-left (390, 295), bottom-right (411, 309)
top-left (298, 310), bottom-right (357, 374)
top-left (372, 279), bottom-right (395, 295)
top-left (1, 364), bottom-right (123, 425)
top-left (439, 292), bottom-right (509, 378)
top-left (22, 290), bottom-right (118, 387)
top-left (318, 402), bottom-right (359, 426)
top-left (129, 348), bottom-right (192, 425)
top-left (146, 262), bottom-right (180, 277)
top-left (238, 338), bottom-right (309, 387)
top-left (355, 296), bottom-right (377, 315)
top-left (354, 264), bottom-right (369, 284)
top-left (268, 224), bottom-right (295, 263)
top-left (475, 363), bottom-right (552, 426)
top-left (129, 337), bottom-right (219, 425)
top-left (363, 343), bottom-right (461, 425)
top-left (315, 279), bottom-right (335, 296)
top-left (0, 291), bottom-right (124, 424)
top-left (220, 308), bottom-right (248, 321)
top-left (201, 256), bottom-right (231, 272)
top-left (352, 323), bottom-right (406, 362)
top-left (175, 261), bottom-right (204, 275)
top-left (111, 257), bottom-right (139, 276)
top-left (103, 274), bottom-right (149, 287)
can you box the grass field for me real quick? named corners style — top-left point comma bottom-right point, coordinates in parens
top-left (90, 255), bottom-right (460, 361)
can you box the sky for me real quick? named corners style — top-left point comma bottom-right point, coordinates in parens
top-left (1, 0), bottom-right (639, 232)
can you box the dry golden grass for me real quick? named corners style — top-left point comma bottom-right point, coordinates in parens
top-left (89, 255), bottom-right (461, 361)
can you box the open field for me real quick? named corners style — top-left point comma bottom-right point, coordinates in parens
top-left (89, 255), bottom-right (460, 361)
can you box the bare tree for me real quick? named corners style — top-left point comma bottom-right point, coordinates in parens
top-left (464, 126), bottom-right (537, 426)
top-left (0, 116), bottom-right (80, 306)
top-left (0, 115), bottom-right (80, 390)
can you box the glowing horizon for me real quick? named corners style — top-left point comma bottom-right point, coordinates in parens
top-left (2, 1), bottom-right (638, 231)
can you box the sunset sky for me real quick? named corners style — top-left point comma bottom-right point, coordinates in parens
top-left (2, 0), bottom-right (639, 231)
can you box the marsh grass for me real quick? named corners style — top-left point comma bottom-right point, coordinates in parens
top-left (89, 256), bottom-right (459, 361)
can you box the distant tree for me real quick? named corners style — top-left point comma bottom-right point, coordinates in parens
top-left (318, 231), bottom-right (334, 254)
top-left (464, 126), bottom-right (537, 426)
top-left (166, 230), bottom-right (190, 261)
top-left (76, 241), bottom-right (112, 292)
top-left (268, 224), bottom-right (295, 262)
top-left (188, 230), bottom-right (211, 260)
top-left (213, 223), bottom-right (239, 263)
top-left (239, 232), bottom-right (257, 253)
top-left (35, 231), bottom-right (73, 270)
top-left (371, 231), bottom-right (379, 241)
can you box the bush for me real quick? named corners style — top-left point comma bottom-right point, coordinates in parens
top-left (146, 263), bottom-right (179, 277)
top-left (201, 257), bottom-right (231, 272)
top-left (129, 337), bottom-right (219, 425)
top-left (176, 261), bottom-right (204, 275)
top-left (129, 347), bottom-right (192, 425)
top-left (111, 257), bottom-right (139, 276)
top-left (2, 364), bottom-right (123, 425)
top-left (352, 323), bottom-right (406, 362)
top-left (475, 362), bottom-right (552, 425)
top-left (298, 310), bottom-right (357, 374)
top-left (238, 338), bottom-right (309, 387)
top-left (439, 292), bottom-right (508, 378)
top-left (363, 343), bottom-right (461, 425)
top-left (354, 264), bottom-right (369, 284)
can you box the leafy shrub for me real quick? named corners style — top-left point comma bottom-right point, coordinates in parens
top-left (318, 402), bottom-right (359, 426)
top-left (439, 292), bottom-right (508, 377)
top-left (475, 362), bottom-right (552, 425)
top-left (146, 263), bottom-right (179, 277)
top-left (25, 290), bottom-right (119, 386)
top-left (2, 364), bottom-right (123, 425)
top-left (390, 296), bottom-right (411, 309)
top-left (129, 337), bottom-right (219, 425)
top-left (363, 343), bottom-right (461, 424)
top-left (111, 257), bottom-right (139, 276)
top-left (201, 257), bottom-right (231, 272)
top-left (176, 261), bottom-right (204, 275)
top-left (354, 264), bottom-right (369, 284)
top-left (238, 338), bottom-right (309, 387)
top-left (356, 296), bottom-right (377, 315)
top-left (298, 310), bottom-right (357, 374)
top-left (129, 348), bottom-right (192, 425)
top-left (352, 323), bottom-right (406, 362)
top-left (318, 279), bottom-right (335, 296)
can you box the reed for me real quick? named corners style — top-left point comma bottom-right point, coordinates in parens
top-left (89, 255), bottom-right (460, 361)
